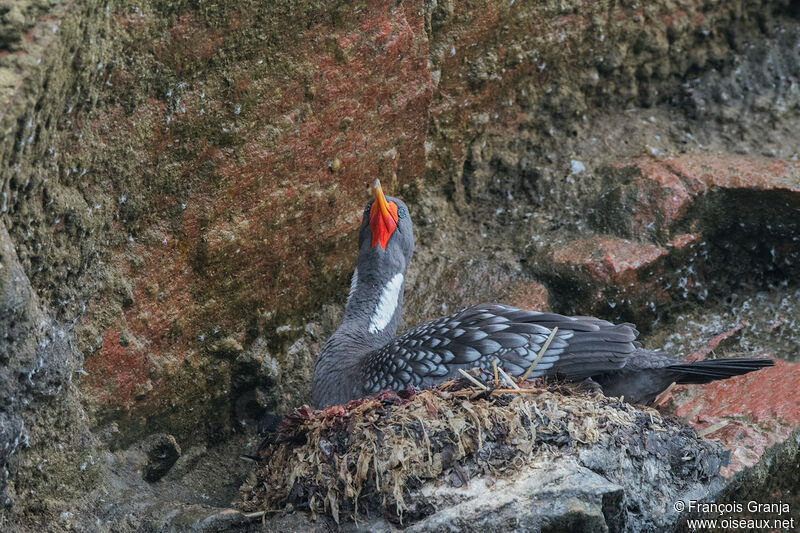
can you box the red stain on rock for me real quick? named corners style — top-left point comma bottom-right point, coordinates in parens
top-left (195, 0), bottom-right (431, 315)
top-left (83, 239), bottom-right (199, 408)
top-left (84, 329), bottom-right (152, 407)
top-left (156, 13), bottom-right (224, 69)
top-left (542, 233), bottom-right (721, 320)
top-left (671, 359), bottom-right (800, 476)
top-left (79, 1), bottom-right (432, 415)
top-left (662, 10), bottom-right (690, 28)
top-left (543, 236), bottom-right (679, 320)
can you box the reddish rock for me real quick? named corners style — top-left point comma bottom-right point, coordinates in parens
top-left (501, 280), bottom-right (550, 312)
top-left (607, 155), bottom-right (800, 237)
top-left (667, 155), bottom-right (800, 192)
top-left (669, 359), bottom-right (800, 477)
top-left (540, 235), bottom-right (674, 321)
top-left (550, 237), bottom-right (666, 286)
top-left (666, 233), bottom-right (701, 249)
top-left (578, 155), bottom-right (800, 325)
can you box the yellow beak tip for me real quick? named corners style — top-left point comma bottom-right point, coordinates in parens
top-left (371, 178), bottom-right (392, 217)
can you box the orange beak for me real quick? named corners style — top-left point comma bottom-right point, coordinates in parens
top-left (369, 179), bottom-right (398, 249)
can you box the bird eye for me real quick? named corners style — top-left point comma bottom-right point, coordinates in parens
top-left (397, 206), bottom-right (406, 219)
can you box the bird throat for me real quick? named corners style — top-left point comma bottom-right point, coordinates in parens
top-left (368, 273), bottom-right (404, 334)
top-left (341, 265), bottom-right (406, 343)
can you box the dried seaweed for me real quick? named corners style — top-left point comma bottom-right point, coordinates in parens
top-left (238, 378), bottom-right (650, 524)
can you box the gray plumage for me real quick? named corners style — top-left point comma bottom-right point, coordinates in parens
top-left (311, 189), bottom-right (774, 408)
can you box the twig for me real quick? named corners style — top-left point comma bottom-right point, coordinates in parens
top-left (697, 420), bottom-right (730, 438)
top-left (492, 360), bottom-right (499, 388)
top-left (685, 404), bottom-right (703, 423)
top-left (767, 316), bottom-right (787, 333)
top-left (687, 321), bottom-right (746, 362)
top-left (457, 369), bottom-right (489, 391)
top-left (520, 327), bottom-right (558, 382)
top-left (495, 364), bottom-right (520, 390)
top-left (439, 379), bottom-right (457, 389)
top-left (449, 388), bottom-right (543, 396)
top-left (654, 382), bottom-right (676, 406)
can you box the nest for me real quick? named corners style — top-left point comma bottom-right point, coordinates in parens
top-left (238, 373), bottom-right (654, 524)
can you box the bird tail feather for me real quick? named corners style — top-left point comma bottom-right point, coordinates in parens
top-left (667, 358), bottom-right (774, 384)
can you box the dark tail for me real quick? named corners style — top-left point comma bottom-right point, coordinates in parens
top-left (667, 358), bottom-right (774, 384)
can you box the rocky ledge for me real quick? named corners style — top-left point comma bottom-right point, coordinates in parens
top-left (236, 378), bottom-right (796, 532)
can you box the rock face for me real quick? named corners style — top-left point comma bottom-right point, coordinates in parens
top-left (1, 0), bottom-right (799, 530)
top-left (0, 219), bottom-right (93, 514)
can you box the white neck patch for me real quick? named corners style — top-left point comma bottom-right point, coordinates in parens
top-left (346, 268), bottom-right (359, 306)
top-left (369, 273), bottom-right (404, 334)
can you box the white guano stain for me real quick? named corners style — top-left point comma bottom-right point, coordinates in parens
top-left (369, 273), bottom-right (404, 334)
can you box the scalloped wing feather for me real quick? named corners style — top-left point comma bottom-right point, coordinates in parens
top-left (360, 304), bottom-right (638, 394)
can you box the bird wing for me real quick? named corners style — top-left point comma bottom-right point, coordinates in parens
top-left (360, 303), bottom-right (639, 394)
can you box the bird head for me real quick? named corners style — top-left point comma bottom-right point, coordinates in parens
top-left (357, 179), bottom-right (414, 268)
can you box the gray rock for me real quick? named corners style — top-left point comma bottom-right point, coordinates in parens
top-left (396, 460), bottom-right (620, 533)
top-left (361, 424), bottom-right (726, 532)
top-left (142, 434), bottom-right (181, 482)
top-left (0, 222), bottom-right (79, 506)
